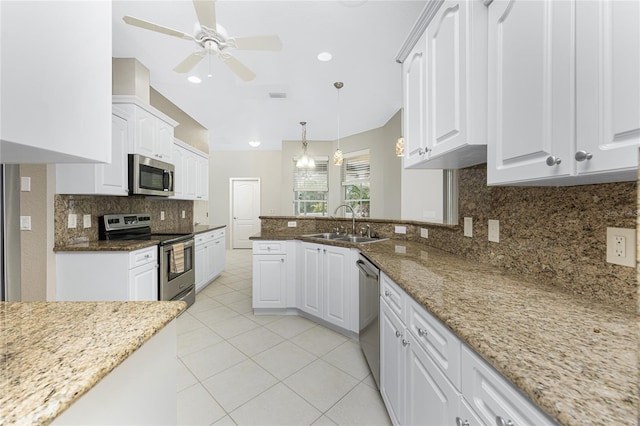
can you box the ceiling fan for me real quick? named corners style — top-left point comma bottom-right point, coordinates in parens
top-left (122, 0), bottom-right (282, 82)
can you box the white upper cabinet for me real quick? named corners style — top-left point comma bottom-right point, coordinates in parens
top-left (171, 139), bottom-right (209, 201)
top-left (112, 96), bottom-right (177, 163)
top-left (402, 31), bottom-right (429, 168)
top-left (488, 0), bottom-right (640, 186)
top-left (401, 0), bottom-right (488, 170)
top-left (423, 0), bottom-right (488, 168)
top-left (0, 1), bottom-right (111, 163)
top-left (575, 0), bottom-right (640, 181)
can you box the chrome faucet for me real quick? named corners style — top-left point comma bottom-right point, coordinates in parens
top-left (334, 204), bottom-right (356, 236)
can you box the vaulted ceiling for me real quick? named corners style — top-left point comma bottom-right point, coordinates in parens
top-left (112, 1), bottom-right (426, 151)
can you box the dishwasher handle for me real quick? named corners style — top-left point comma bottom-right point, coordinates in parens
top-left (356, 259), bottom-right (379, 280)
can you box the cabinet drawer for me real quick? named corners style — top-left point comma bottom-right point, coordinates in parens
top-left (380, 272), bottom-right (404, 321)
top-left (461, 345), bottom-right (554, 426)
top-left (129, 246), bottom-right (157, 269)
top-left (212, 229), bottom-right (225, 239)
top-left (253, 241), bottom-right (286, 255)
top-left (195, 231), bottom-right (215, 246)
top-left (406, 296), bottom-right (461, 389)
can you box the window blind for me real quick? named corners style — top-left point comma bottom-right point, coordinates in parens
top-left (293, 159), bottom-right (328, 192)
top-left (341, 152), bottom-right (370, 185)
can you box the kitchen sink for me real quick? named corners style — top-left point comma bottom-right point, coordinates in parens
top-left (305, 233), bottom-right (344, 240)
top-left (304, 233), bottom-right (387, 244)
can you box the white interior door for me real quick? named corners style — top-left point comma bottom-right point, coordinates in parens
top-left (230, 178), bottom-right (261, 249)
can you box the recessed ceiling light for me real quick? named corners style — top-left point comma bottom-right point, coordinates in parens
top-left (248, 140), bottom-right (261, 147)
top-left (187, 75), bottom-right (202, 84)
top-left (317, 52), bottom-right (333, 62)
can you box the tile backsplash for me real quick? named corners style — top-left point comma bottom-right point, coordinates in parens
top-left (55, 195), bottom-right (193, 246)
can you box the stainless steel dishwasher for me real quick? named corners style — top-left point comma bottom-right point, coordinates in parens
top-left (357, 253), bottom-right (380, 389)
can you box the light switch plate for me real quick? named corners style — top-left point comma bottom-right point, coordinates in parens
top-left (20, 177), bottom-right (31, 192)
top-left (420, 228), bottom-right (428, 238)
top-left (160, 211), bottom-right (165, 221)
top-left (287, 221), bottom-right (297, 228)
top-left (464, 217), bottom-right (473, 237)
top-left (395, 226), bottom-right (407, 234)
top-left (488, 219), bottom-right (499, 243)
top-left (83, 214), bottom-right (91, 228)
top-left (68, 214), bottom-right (77, 229)
top-left (606, 227), bottom-right (636, 267)
top-left (182, 210), bottom-right (186, 219)
top-left (20, 216), bottom-right (31, 231)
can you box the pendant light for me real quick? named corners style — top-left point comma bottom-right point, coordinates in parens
top-left (333, 82), bottom-right (344, 166)
top-left (296, 121), bottom-right (315, 169)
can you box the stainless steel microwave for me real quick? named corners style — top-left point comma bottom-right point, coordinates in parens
top-left (128, 154), bottom-right (175, 197)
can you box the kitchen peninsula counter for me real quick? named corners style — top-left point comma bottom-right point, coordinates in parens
top-left (251, 233), bottom-right (638, 425)
top-left (53, 239), bottom-right (159, 252)
top-left (0, 301), bottom-right (185, 425)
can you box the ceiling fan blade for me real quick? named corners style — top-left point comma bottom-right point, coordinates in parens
top-left (230, 35), bottom-right (283, 51)
top-left (173, 51), bottom-right (207, 73)
top-left (219, 53), bottom-right (256, 82)
top-left (193, 0), bottom-right (217, 30)
top-left (123, 16), bottom-right (194, 40)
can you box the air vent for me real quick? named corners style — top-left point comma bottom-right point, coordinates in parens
top-left (269, 92), bottom-right (287, 99)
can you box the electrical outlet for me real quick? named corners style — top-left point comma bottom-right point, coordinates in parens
top-left (20, 177), bottom-right (31, 192)
top-left (464, 217), bottom-right (473, 237)
top-left (606, 227), bottom-right (635, 267)
top-left (420, 228), bottom-right (428, 238)
top-left (160, 211), bottom-right (165, 221)
top-left (83, 214), bottom-right (91, 228)
top-left (287, 221), bottom-right (297, 228)
top-left (182, 210), bottom-right (186, 219)
top-left (395, 226), bottom-right (407, 234)
top-left (488, 219), bottom-right (499, 242)
top-left (68, 214), bottom-right (77, 229)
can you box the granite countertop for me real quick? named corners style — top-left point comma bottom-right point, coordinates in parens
top-left (252, 233), bottom-right (637, 425)
top-left (0, 301), bottom-right (185, 425)
top-left (54, 240), bottom-right (159, 252)
top-left (192, 224), bottom-right (226, 235)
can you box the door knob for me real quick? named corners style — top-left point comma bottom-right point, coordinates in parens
top-left (575, 150), bottom-right (593, 162)
top-left (546, 156), bottom-right (561, 166)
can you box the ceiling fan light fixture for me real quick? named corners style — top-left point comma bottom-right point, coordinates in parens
top-left (317, 51), bottom-right (333, 62)
top-left (187, 75), bottom-right (202, 84)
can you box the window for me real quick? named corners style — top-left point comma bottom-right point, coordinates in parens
top-left (341, 150), bottom-right (370, 218)
top-left (293, 158), bottom-right (328, 216)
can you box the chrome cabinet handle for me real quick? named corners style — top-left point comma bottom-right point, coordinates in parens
top-left (402, 338), bottom-right (410, 347)
top-left (575, 150), bottom-right (593, 162)
top-left (418, 147), bottom-right (430, 156)
top-left (384, 290), bottom-right (391, 297)
top-left (456, 417), bottom-right (470, 426)
top-left (546, 156), bottom-right (561, 166)
top-left (417, 327), bottom-right (427, 337)
top-left (395, 330), bottom-right (402, 338)
top-left (496, 416), bottom-right (514, 426)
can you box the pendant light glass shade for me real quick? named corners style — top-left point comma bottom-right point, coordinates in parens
top-left (333, 82), bottom-right (344, 166)
top-left (296, 121), bottom-right (315, 169)
top-left (396, 137), bottom-right (405, 157)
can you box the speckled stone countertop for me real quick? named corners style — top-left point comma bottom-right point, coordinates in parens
top-left (53, 239), bottom-right (159, 252)
top-left (0, 301), bottom-right (185, 425)
top-left (192, 224), bottom-right (226, 235)
top-left (252, 234), bottom-right (637, 425)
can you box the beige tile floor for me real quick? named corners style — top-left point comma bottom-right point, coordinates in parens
top-left (176, 249), bottom-right (391, 426)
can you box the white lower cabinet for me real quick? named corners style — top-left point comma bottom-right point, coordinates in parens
top-left (379, 272), bottom-right (554, 426)
top-left (56, 246), bottom-right (158, 301)
top-left (299, 242), bottom-right (351, 330)
top-left (252, 240), bottom-right (297, 309)
top-left (195, 229), bottom-right (226, 293)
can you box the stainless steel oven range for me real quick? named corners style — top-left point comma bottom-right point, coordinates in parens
top-left (99, 213), bottom-right (195, 308)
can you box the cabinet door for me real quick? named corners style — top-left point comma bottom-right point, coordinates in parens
top-left (156, 120), bottom-right (174, 162)
top-left (380, 300), bottom-right (405, 425)
top-left (212, 237), bottom-right (225, 279)
top-left (195, 242), bottom-right (206, 291)
top-left (403, 31), bottom-right (429, 168)
top-left (171, 144), bottom-right (185, 198)
top-left (185, 152), bottom-right (198, 199)
top-left (299, 244), bottom-right (323, 317)
top-left (426, 0), bottom-right (469, 159)
top-left (252, 254), bottom-right (287, 308)
top-left (196, 155), bottom-right (209, 200)
top-left (461, 345), bottom-right (554, 426)
top-left (576, 0), bottom-right (640, 180)
top-left (96, 114), bottom-right (129, 195)
top-left (405, 336), bottom-right (460, 426)
top-left (322, 246), bottom-right (350, 329)
top-left (134, 108), bottom-right (157, 158)
top-left (487, 0), bottom-right (574, 184)
top-left (128, 263), bottom-right (158, 301)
